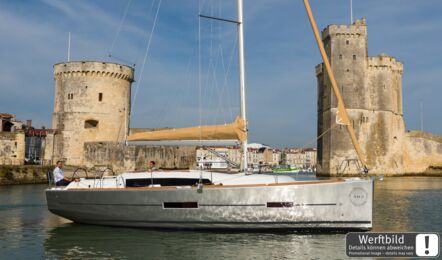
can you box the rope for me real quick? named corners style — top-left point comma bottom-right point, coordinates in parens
top-left (301, 123), bottom-right (339, 150)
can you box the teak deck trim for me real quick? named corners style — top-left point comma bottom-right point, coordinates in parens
top-left (66, 179), bottom-right (345, 191)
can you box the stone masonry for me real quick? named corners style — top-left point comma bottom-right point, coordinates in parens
top-left (0, 131), bottom-right (25, 165)
top-left (316, 18), bottom-right (442, 176)
top-left (52, 61), bottom-right (134, 165)
top-left (84, 142), bottom-right (197, 172)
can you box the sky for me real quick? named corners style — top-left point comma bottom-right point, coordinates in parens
top-left (0, 0), bottom-right (441, 148)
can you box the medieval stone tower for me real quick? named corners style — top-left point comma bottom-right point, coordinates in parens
top-left (52, 61), bottom-right (134, 165)
top-left (316, 18), bottom-right (406, 175)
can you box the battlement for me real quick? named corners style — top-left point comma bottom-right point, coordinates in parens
top-left (368, 54), bottom-right (403, 73)
top-left (54, 61), bottom-right (134, 82)
top-left (315, 63), bottom-right (323, 76)
top-left (322, 18), bottom-right (367, 40)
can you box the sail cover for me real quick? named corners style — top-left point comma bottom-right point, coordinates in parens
top-left (335, 102), bottom-right (351, 125)
top-left (127, 116), bottom-right (247, 142)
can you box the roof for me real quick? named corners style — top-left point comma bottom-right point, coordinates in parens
top-left (25, 128), bottom-right (57, 137)
top-left (0, 113), bottom-right (14, 119)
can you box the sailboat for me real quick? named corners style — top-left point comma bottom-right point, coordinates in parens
top-left (46, 0), bottom-right (374, 230)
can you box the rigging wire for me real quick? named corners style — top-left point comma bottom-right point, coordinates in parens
top-left (301, 123), bottom-right (339, 150)
top-left (132, 0), bottom-right (158, 66)
top-left (130, 0), bottom-right (163, 121)
top-left (156, 45), bottom-right (197, 127)
top-left (198, 0), bottom-right (203, 178)
top-left (198, 0), bottom-right (202, 141)
top-left (213, 35), bottom-right (237, 123)
top-left (108, 0), bottom-right (133, 58)
top-left (110, 0), bottom-right (133, 142)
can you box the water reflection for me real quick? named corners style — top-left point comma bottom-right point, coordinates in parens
top-left (373, 177), bottom-right (442, 232)
top-left (44, 224), bottom-right (348, 259)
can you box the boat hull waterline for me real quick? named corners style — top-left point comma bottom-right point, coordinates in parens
top-left (46, 178), bottom-right (373, 230)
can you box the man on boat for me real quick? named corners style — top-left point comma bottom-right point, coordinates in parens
top-left (148, 161), bottom-right (157, 171)
top-left (53, 161), bottom-right (71, 186)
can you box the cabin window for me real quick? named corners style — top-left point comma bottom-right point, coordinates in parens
top-left (84, 119), bottom-right (99, 129)
top-left (163, 202), bottom-right (198, 209)
top-left (125, 178), bottom-right (212, 187)
top-left (267, 202), bottom-right (294, 208)
top-left (98, 93), bottom-right (103, 102)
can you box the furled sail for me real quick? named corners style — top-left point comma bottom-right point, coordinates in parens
top-left (127, 116), bottom-right (247, 142)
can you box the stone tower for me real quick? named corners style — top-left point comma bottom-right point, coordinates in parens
top-left (52, 61), bottom-right (134, 165)
top-left (316, 19), bottom-right (405, 175)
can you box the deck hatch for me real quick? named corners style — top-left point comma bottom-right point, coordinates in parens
top-left (267, 202), bottom-right (294, 208)
top-left (163, 202), bottom-right (198, 209)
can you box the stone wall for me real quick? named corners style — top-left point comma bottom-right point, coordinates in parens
top-left (316, 18), bottom-right (442, 176)
top-left (402, 131), bottom-right (442, 174)
top-left (52, 61), bottom-right (134, 165)
top-left (0, 131), bottom-right (25, 165)
top-left (0, 165), bottom-right (50, 185)
top-left (84, 142), bottom-right (197, 172)
top-left (42, 132), bottom-right (55, 165)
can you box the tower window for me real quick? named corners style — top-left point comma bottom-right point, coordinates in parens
top-left (84, 120), bottom-right (99, 129)
top-left (67, 93), bottom-right (74, 100)
top-left (353, 55), bottom-right (357, 60)
top-left (99, 93), bottom-right (103, 102)
top-left (346, 40), bottom-right (350, 45)
top-left (339, 54), bottom-right (343, 60)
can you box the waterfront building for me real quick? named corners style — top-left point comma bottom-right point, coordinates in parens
top-left (272, 149), bottom-right (282, 166)
top-left (284, 148), bottom-right (317, 169)
top-left (196, 143), bottom-right (279, 170)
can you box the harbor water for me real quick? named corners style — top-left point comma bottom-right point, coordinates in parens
top-left (1, 175), bottom-right (441, 259)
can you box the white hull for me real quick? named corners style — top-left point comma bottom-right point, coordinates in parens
top-left (46, 172), bottom-right (373, 230)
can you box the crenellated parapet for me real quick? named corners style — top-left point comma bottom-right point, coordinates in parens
top-left (368, 54), bottom-right (403, 74)
top-left (321, 18), bottom-right (367, 40)
top-left (315, 63), bottom-right (323, 76)
top-left (54, 61), bottom-right (134, 82)
top-left (51, 61), bottom-right (134, 166)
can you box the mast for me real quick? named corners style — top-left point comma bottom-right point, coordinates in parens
top-left (237, 0), bottom-right (249, 173)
